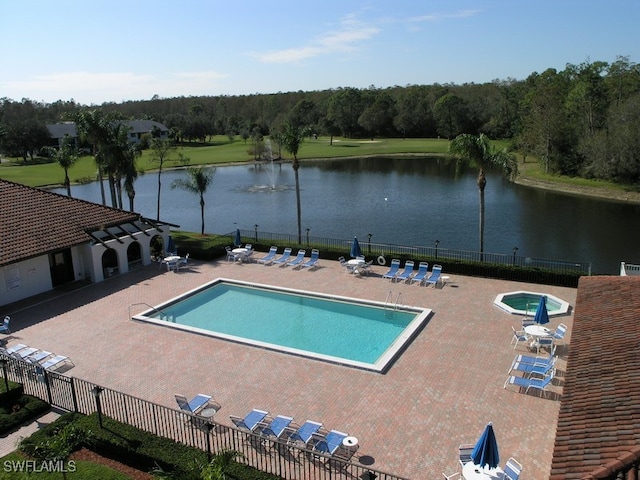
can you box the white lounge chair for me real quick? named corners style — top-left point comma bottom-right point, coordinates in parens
top-left (40, 354), bottom-right (74, 371)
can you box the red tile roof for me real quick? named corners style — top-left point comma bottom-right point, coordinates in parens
top-left (1, 179), bottom-right (140, 266)
top-left (550, 275), bottom-right (640, 480)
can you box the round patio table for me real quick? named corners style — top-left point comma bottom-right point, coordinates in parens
top-left (462, 462), bottom-right (504, 480)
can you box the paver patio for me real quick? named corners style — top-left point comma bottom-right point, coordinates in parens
top-left (1, 257), bottom-right (576, 479)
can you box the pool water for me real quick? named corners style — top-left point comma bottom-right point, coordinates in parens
top-left (494, 291), bottom-right (570, 316)
top-left (133, 279), bottom-right (430, 372)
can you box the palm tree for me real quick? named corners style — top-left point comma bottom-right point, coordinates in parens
top-left (171, 166), bottom-right (215, 234)
top-left (43, 134), bottom-right (78, 197)
top-left (74, 109), bottom-right (111, 205)
top-left (279, 122), bottom-right (309, 243)
top-left (150, 138), bottom-right (176, 220)
top-left (449, 133), bottom-right (517, 255)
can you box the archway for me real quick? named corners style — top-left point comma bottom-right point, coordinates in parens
top-left (101, 248), bottom-right (119, 278)
top-left (127, 242), bottom-right (142, 270)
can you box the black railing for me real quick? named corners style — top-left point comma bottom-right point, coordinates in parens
top-left (2, 354), bottom-right (407, 480)
top-left (229, 230), bottom-right (592, 279)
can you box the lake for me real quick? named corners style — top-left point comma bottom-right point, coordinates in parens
top-left (54, 156), bottom-right (640, 274)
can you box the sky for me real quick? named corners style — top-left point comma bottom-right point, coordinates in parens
top-left (1, 0), bottom-right (638, 106)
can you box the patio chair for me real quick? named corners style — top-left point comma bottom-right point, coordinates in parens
top-left (552, 323), bottom-right (568, 343)
top-left (287, 420), bottom-right (323, 448)
top-left (258, 415), bottom-right (294, 440)
top-left (508, 355), bottom-right (556, 378)
top-left (272, 248), bottom-right (292, 266)
top-left (394, 260), bottom-right (415, 283)
top-left (225, 246), bottom-right (236, 262)
top-left (257, 246), bottom-right (278, 265)
top-left (424, 264), bottom-right (443, 287)
top-left (301, 249), bottom-right (320, 269)
top-left (504, 369), bottom-right (555, 396)
top-left (313, 429), bottom-right (349, 456)
top-left (39, 354), bottom-right (74, 371)
top-left (511, 326), bottom-right (529, 349)
top-left (503, 457), bottom-right (523, 480)
top-left (178, 253), bottom-right (190, 269)
top-left (339, 256), bottom-right (356, 274)
top-left (458, 444), bottom-right (474, 468)
top-left (355, 259), bottom-right (374, 276)
top-left (535, 336), bottom-right (555, 354)
top-left (230, 408), bottom-right (269, 432)
top-left (175, 393), bottom-right (212, 414)
top-left (442, 473), bottom-right (461, 480)
top-left (286, 249), bottom-right (306, 268)
top-left (382, 259), bottom-right (401, 280)
top-left (411, 262), bottom-right (429, 284)
top-left (0, 316), bottom-right (10, 334)
top-left (521, 317), bottom-right (535, 328)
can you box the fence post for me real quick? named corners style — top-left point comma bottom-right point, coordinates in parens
top-left (70, 377), bottom-right (79, 412)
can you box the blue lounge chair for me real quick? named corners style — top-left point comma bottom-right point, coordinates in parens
top-left (257, 246), bottom-right (278, 265)
top-left (301, 249), bottom-right (320, 269)
top-left (504, 369), bottom-right (555, 395)
top-left (0, 316), bottom-right (10, 334)
top-left (230, 408), bottom-right (269, 432)
top-left (382, 259), bottom-right (401, 280)
top-left (424, 264), bottom-right (443, 287)
top-left (395, 260), bottom-right (415, 283)
top-left (175, 393), bottom-right (212, 414)
top-left (286, 249), bottom-right (306, 268)
top-left (39, 354), bottom-right (74, 371)
top-left (272, 248), bottom-right (292, 266)
top-left (508, 355), bottom-right (556, 378)
top-left (508, 351), bottom-right (555, 371)
top-left (259, 415), bottom-right (294, 439)
top-left (313, 429), bottom-right (348, 455)
top-left (410, 262), bottom-right (429, 284)
top-left (287, 420), bottom-right (323, 447)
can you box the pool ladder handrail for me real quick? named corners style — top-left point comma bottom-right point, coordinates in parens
top-left (385, 291), bottom-right (402, 311)
top-left (128, 302), bottom-right (173, 322)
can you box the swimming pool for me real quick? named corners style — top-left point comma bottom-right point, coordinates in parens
top-left (132, 278), bottom-right (431, 372)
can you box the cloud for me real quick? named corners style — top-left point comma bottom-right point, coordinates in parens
top-left (252, 14), bottom-right (380, 64)
top-left (407, 9), bottom-right (481, 23)
top-left (1, 70), bottom-right (229, 104)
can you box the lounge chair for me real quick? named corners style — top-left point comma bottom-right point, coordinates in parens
top-left (259, 414), bottom-right (294, 439)
top-left (300, 249), bottom-right (320, 269)
top-left (395, 260), bottom-right (415, 283)
top-left (424, 264), bottom-right (443, 287)
top-left (272, 248), bottom-right (292, 266)
top-left (0, 316), bottom-right (10, 334)
top-left (508, 355), bottom-right (556, 378)
top-left (504, 369), bottom-right (555, 396)
top-left (27, 350), bottom-right (53, 363)
top-left (2, 343), bottom-right (28, 355)
top-left (286, 249), bottom-right (306, 268)
top-left (40, 354), bottom-right (74, 371)
top-left (508, 351), bottom-right (555, 372)
top-left (287, 420), bottom-right (323, 448)
top-left (257, 246), bottom-right (278, 265)
top-left (503, 457), bottom-right (523, 480)
top-left (382, 259), bottom-right (401, 280)
top-left (13, 347), bottom-right (40, 359)
top-left (410, 262), bottom-right (429, 284)
top-left (230, 408), bottom-right (269, 432)
top-left (175, 393), bottom-right (212, 414)
top-left (313, 429), bottom-right (349, 456)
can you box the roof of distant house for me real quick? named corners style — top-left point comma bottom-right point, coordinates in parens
top-left (46, 119), bottom-right (168, 139)
top-left (550, 275), bottom-right (640, 479)
top-left (0, 179), bottom-right (140, 266)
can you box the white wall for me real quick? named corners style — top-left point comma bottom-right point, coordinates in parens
top-left (0, 256), bottom-right (53, 306)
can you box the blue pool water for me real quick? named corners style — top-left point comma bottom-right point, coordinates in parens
top-left (133, 279), bottom-right (430, 372)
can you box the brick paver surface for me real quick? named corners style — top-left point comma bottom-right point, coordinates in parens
top-left (2, 257), bottom-right (576, 479)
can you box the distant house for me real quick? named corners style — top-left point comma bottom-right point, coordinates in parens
top-left (0, 179), bottom-right (176, 307)
top-left (46, 120), bottom-right (169, 147)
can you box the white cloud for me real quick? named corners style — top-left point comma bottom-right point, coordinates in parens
top-left (407, 9), bottom-right (481, 23)
top-left (251, 14), bottom-right (380, 64)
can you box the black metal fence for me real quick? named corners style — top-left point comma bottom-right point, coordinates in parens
top-left (1, 354), bottom-right (407, 480)
top-left (232, 229), bottom-right (592, 278)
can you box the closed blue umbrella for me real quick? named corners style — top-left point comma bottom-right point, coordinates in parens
top-left (534, 295), bottom-right (550, 325)
top-left (166, 236), bottom-right (176, 254)
top-left (471, 423), bottom-right (500, 469)
top-left (234, 228), bottom-right (242, 247)
top-left (350, 236), bottom-right (362, 258)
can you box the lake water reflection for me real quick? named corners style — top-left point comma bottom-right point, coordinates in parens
top-left (55, 156), bottom-right (640, 274)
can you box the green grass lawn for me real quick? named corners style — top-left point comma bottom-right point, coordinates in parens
top-left (0, 136), bottom-right (451, 188)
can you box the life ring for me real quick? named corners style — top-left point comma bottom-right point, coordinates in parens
top-left (377, 256), bottom-right (386, 266)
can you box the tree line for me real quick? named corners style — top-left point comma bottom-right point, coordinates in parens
top-left (1, 55), bottom-right (640, 185)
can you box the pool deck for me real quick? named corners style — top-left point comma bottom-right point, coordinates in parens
top-left (1, 257), bottom-right (576, 479)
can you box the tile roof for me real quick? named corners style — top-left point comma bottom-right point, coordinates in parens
top-left (0, 179), bottom-right (140, 266)
top-left (550, 275), bottom-right (640, 480)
